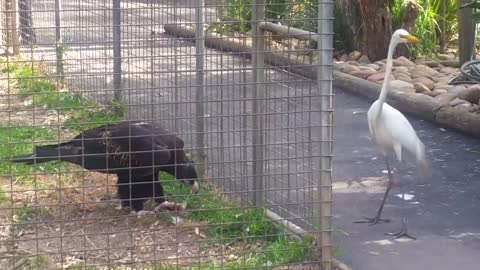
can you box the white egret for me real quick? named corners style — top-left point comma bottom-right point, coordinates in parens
top-left (354, 29), bottom-right (428, 240)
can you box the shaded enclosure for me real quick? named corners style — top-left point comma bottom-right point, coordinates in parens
top-left (0, 0), bottom-right (334, 269)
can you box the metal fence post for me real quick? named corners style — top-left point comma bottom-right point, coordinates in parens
top-left (252, 0), bottom-right (266, 206)
top-left (54, 0), bottom-right (64, 86)
top-left (195, 0), bottom-right (206, 178)
top-left (317, 0), bottom-right (334, 269)
top-left (112, 0), bottom-right (122, 102)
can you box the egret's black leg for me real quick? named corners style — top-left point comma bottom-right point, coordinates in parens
top-left (354, 157), bottom-right (394, 225)
top-left (386, 188), bottom-right (416, 240)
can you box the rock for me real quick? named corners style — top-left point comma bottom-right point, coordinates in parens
top-left (358, 66), bottom-right (377, 72)
top-left (392, 59), bottom-right (404, 67)
top-left (414, 82), bottom-right (431, 93)
top-left (440, 67), bottom-right (458, 74)
top-left (335, 63), bottom-right (360, 73)
top-left (455, 103), bottom-right (472, 111)
top-left (458, 85), bottom-right (480, 104)
top-left (367, 72), bottom-right (394, 83)
top-left (424, 90), bottom-right (438, 97)
top-left (423, 60), bottom-right (440, 67)
top-left (395, 74), bottom-right (414, 83)
top-left (413, 64), bottom-right (439, 76)
top-left (432, 89), bottom-right (448, 96)
top-left (469, 104), bottom-right (480, 113)
top-left (358, 55), bottom-right (371, 64)
top-left (394, 66), bottom-right (410, 73)
top-left (347, 61), bottom-right (360, 66)
top-left (437, 53), bottom-right (455, 61)
top-left (439, 60), bottom-right (460, 68)
top-left (411, 70), bottom-right (432, 80)
top-left (414, 58), bottom-right (427, 64)
top-left (429, 75), bottom-right (447, 83)
top-left (348, 51), bottom-right (362, 61)
top-left (393, 69), bottom-right (411, 78)
top-left (350, 70), bottom-right (377, 79)
top-left (449, 98), bottom-right (469, 107)
top-left (390, 79), bottom-right (415, 93)
top-left (339, 54), bottom-right (349, 62)
top-left (435, 92), bottom-right (458, 105)
top-left (449, 85), bottom-right (467, 95)
top-left (435, 77), bottom-right (452, 85)
top-left (395, 56), bottom-right (415, 67)
top-left (333, 62), bottom-right (344, 70)
top-left (366, 64), bottom-right (380, 70)
top-left (413, 77), bottom-right (435, 90)
top-left (434, 83), bottom-right (453, 91)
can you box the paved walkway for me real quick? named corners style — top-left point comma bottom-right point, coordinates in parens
top-left (333, 88), bottom-right (480, 270)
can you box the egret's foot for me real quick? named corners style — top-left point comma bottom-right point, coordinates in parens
top-left (354, 216), bottom-right (391, 225)
top-left (154, 201), bottom-right (186, 212)
top-left (386, 228), bottom-right (416, 240)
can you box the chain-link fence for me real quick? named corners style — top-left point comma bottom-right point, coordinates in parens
top-left (0, 0), bottom-right (334, 269)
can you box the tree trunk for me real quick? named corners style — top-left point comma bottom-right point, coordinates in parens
top-left (359, 0), bottom-right (392, 62)
top-left (335, 0), bottom-right (362, 52)
top-left (458, 0), bottom-right (476, 65)
top-left (395, 0), bottom-right (419, 58)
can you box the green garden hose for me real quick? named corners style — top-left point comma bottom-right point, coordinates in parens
top-left (449, 59), bottom-right (480, 85)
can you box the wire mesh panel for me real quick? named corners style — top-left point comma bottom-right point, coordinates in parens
top-left (0, 0), bottom-right (334, 269)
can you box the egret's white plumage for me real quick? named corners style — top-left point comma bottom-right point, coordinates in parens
top-left (356, 29), bottom-right (427, 239)
top-left (368, 101), bottom-right (426, 165)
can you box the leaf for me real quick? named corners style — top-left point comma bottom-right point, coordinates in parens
top-left (472, 13), bottom-right (480, 23)
top-left (459, 1), bottom-right (480, 10)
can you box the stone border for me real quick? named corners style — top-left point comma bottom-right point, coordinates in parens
top-left (164, 23), bottom-right (480, 138)
top-left (164, 23), bottom-right (351, 270)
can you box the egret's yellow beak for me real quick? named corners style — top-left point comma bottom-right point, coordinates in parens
top-left (402, 34), bottom-right (420, 43)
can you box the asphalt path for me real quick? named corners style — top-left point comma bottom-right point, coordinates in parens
top-left (333, 87), bottom-right (480, 270)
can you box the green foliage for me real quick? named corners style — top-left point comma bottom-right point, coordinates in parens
top-left (65, 261), bottom-right (99, 270)
top-left (209, 0), bottom-right (318, 34)
top-left (0, 60), bottom-right (122, 182)
top-left (13, 206), bottom-right (40, 224)
top-left (0, 59), bottom-right (122, 131)
top-left (161, 173), bottom-right (277, 241)
top-left (208, 0), bottom-right (253, 34)
top-left (0, 186), bottom-right (6, 204)
top-left (161, 174), bottom-right (312, 268)
top-left (390, 0), bottom-right (458, 57)
top-left (288, 0), bottom-right (318, 32)
top-left (0, 126), bottom-right (67, 177)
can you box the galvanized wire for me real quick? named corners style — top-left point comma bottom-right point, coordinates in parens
top-left (0, 0), bottom-right (334, 268)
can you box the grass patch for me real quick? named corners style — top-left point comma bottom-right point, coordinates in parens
top-left (6, 255), bottom-right (50, 270)
top-left (0, 59), bottom-right (122, 180)
top-left (161, 173), bottom-right (277, 241)
top-left (0, 58), bottom-right (122, 131)
top-left (65, 262), bottom-right (99, 270)
top-left (13, 206), bottom-right (40, 225)
top-left (0, 186), bottom-right (6, 204)
top-left (0, 126), bottom-right (68, 177)
top-left (161, 173), bottom-right (313, 267)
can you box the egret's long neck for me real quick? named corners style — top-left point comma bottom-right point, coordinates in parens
top-left (376, 40), bottom-right (398, 110)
